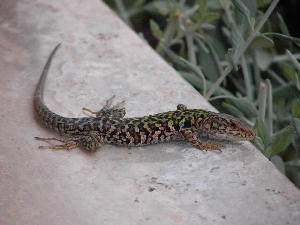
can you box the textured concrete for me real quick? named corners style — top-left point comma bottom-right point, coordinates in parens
top-left (0, 0), bottom-right (300, 225)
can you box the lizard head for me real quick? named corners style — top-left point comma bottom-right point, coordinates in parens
top-left (197, 113), bottom-right (256, 141)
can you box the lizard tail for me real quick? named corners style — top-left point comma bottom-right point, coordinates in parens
top-left (34, 43), bottom-right (69, 132)
top-left (34, 43), bottom-right (61, 101)
top-left (34, 44), bottom-right (96, 135)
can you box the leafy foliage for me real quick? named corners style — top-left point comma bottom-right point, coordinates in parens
top-left (105, 0), bottom-right (300, 187)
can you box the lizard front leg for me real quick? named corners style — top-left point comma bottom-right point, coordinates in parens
top-left (177, 104), bottom-right (187, 110)
top-left (180, 128), bottom-right (224, 151)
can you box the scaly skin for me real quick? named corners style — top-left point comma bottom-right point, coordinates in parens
top-left (34, 44), bottom-right (255, 151)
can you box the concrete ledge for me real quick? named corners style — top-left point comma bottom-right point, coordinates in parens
top-left (0, 0), bottom-right (300, 224)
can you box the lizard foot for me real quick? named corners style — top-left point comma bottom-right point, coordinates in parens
top-left (180, 128), bottom-right (224, 152)
top-left (197, 141), bottom-right (224, 152)
top-left (35, 131), bottom-right (103, 152)
top-left (82, 95), bottom-right (126, 119)
top-left (34, 136), bottom-right (79, 150)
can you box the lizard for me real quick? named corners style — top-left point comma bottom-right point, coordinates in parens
top-left (34, 43), bottom-right (255, 152)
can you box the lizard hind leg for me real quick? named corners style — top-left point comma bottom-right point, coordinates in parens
top-left (77, 131), bottom-right (104, 152)
top-left (82, 95), bottom-right (115, 116)
top-left (82, 95), bottom-right (126, 119)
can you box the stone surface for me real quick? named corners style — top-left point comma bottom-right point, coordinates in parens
top-left (0, 0), bottom-right (300, 225)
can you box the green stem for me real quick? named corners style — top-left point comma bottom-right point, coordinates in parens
top-left (156, 19), bottom-right (178, 54)
top-left (258, 82), bottom-right (267, 121)
top-left (114, 0), bottom-right (131, 26)
top-left (241, 56), bottom-right (253, 101)
top-left (266, 79), bottom-right (273, 137)
top-left (232, 0), bottom-right (280, 64)
top-left (206, 64), bottom-right (233, 99)
top-left (186, 31), bottom-right (196, 65)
